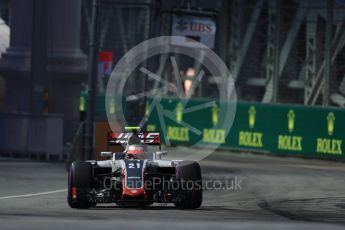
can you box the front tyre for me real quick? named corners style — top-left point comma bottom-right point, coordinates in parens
top-left (67, 161), bottom-right (93, 209)
top-left (174, 161), bottom-right (202, 209)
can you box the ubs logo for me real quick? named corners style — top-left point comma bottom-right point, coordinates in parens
top-left (176, 19), bottom-right (188, 31)
top-left (176, 19), bottom-right (213, 33)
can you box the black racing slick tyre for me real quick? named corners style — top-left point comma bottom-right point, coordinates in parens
top-left (67, 161), bottom-right (93, 209)
top-left (174, 161), bottom-right (202, 209)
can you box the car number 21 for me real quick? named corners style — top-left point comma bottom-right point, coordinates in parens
top-left (128, 162), bottom-right (140, 168)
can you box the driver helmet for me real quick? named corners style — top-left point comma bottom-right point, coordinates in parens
top-left (127, 145), bottom-right (145, 155)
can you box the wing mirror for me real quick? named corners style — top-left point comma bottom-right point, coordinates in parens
top-left (101, 151), bottom-right (113, 158)
top-left (155, 150), bottom-right (168, 160)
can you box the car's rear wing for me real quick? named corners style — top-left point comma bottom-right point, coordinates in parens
top-left (107, 132), bottom-right (161, 146)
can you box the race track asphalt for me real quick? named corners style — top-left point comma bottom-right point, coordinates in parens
top-left (1, 148), bottom-right (345, 230)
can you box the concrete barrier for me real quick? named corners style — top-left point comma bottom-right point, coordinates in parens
top-left (147, 97), bottom-right (345, 161)
top-left (0, 112), bottom-right (64, 160)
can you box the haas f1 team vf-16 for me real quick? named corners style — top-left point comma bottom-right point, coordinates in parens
top-left (67, 130), bottom-right (202, 209)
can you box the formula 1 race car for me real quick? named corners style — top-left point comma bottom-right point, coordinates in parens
top-left (67, 129), bottom-right (202, 209)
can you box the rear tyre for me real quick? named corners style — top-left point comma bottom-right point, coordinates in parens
top-left (67, 161), bottom-right (93, 209)
top-left (174, 161), bottom-right (202, 209)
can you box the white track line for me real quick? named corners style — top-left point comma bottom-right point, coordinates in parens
top-left (0, 189), bottom-right (67, 200)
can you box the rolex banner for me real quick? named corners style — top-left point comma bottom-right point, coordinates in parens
top-left (147, 98), bottom-right (345, 161)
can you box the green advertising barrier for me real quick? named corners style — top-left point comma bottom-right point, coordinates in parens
top-left (147, 97), bottom-right (345, 161)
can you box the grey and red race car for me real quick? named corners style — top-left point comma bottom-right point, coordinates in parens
top-left (67, 129), bottom-right (202, 209)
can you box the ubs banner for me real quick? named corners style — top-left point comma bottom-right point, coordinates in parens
top-left (171, 14), bottom-right (216, 49)
top-left (147, 98), bottom-right (345, 161)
